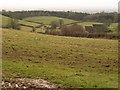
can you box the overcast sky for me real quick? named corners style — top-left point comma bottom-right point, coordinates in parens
top-left (0, 0), bottom-right (119, 13)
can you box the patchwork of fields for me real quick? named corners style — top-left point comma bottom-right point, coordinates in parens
top-left (2, 29), bottom-right (118, 88)
top-left (1, 15), bottom-right (118, 35)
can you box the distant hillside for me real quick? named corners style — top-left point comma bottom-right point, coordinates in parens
top-left (19, 20), bottom-right (40, 27)
top-left (1, 15), bottom-right (118, 35)
top-left (23, 16), bottom-right (78, 24)
top-left (1, 15), bottom-right (12, 27)
top-left (77, 22), bottom-right (103, 28)
top-left (2, 10), bottom-right (117, 23)
top-left (1, 15), bottom-right (40, 28)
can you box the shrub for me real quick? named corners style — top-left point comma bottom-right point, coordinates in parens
top-left (8, 19), bottom-right (21, 30)
top-left (59, 19), bottom-right (64, 28)
top-left (50, 21), bottom-right (59, 30)
top-left (61, 24), bottom-right (86, 36)
top-left (32, 27), bottom-right (36, 32)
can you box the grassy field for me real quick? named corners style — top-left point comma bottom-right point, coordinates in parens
top-left (20, 26), bottom-right (44, 33)
top-left (1, 15), bottom-right (12, 27)
top-left (108, 23), bottom-right (118, 34)
top-left (78, 22), bottom-right (103, 28)
top-left (20, 26), bottom-right (33, 32)
top-left (3, 29), bottom-right (118, 88)
top-left (19, 20), bottom-right (40, 27)
top-left (23, 16), bottom-right (78, 24)
top-left (1, 15), bottom-right (40, 28)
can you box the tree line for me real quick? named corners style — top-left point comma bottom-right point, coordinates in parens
top-left (1, 10), bottom-right (118, 23)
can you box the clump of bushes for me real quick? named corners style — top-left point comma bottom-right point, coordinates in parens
top-left (32, 27), bottom-right (36, 32)
top-left (50, 21), bottom-right (59, 30)
top-left (45, 24), bottom-right (87, 37)
top-left (4, 18), bottom-right (21, 30)
top-left (61, 24), bottom-right (87, 37)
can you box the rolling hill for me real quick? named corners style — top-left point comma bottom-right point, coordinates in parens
top-left (1, 15), bottom-right (40, 28)
top-left (23, 16), bottom-right (78, 24)
top-left (1, 15), bottom-right (12, 27)
top-left (2, 28), bottom-right (118, 88)
top-left (77, 22), bottom-right (103, 28)
top-left (1, 15), bottom-right (118, 35)
top-left (19, 20), bottom-right (40, 27)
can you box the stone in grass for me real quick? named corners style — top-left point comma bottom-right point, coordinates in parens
top-left (105, 64), bottom-right (110, 67)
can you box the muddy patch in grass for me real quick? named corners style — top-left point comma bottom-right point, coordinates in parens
top-left (2, 78), bottom-right (62, 89)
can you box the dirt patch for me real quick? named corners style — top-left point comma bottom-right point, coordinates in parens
top-left (2, 78), bottom-right (61, 89)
